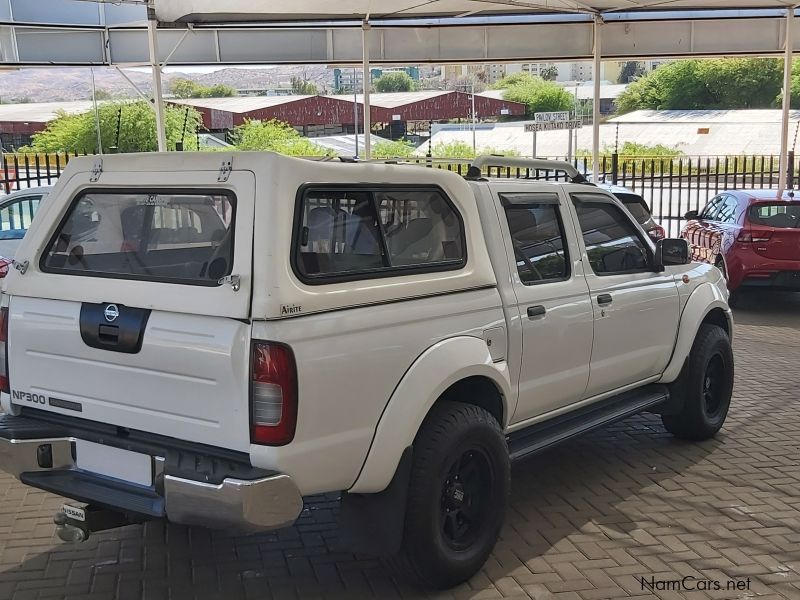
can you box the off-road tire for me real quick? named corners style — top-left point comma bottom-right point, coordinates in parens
top-left (394, 401), bottom-right (510, 589)
top-left (662, 324), bottom-right (733, 440)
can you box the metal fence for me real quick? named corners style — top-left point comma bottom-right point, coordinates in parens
top-left (2, 151), bottom-right (796, 237)
top-left (404, 152), bottom-right (797, 236)
top-left (0, 152), bottom-right (86, 194)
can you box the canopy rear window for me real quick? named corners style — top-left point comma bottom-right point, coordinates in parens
top-left (41, 189), bottom-right (235, 285)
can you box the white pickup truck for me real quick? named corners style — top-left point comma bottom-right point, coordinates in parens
top-left (0, 153), bottom-right (733, 589)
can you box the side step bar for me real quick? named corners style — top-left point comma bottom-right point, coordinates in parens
top-left (507, 384), bottom-right (669, 462)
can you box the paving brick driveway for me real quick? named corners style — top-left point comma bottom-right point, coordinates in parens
top-left (1, 292), bottom-right (799, 600)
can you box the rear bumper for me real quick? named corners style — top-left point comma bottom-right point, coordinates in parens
top-left (0, 414), bottom-right (303, 532)
top-left (725, 246), bottom-right (800, 291)
top-left (739, 269), bottom-right (800, 291)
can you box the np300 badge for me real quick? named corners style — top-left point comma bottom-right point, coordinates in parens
top-left (104, 304), bottom-right (119, 322)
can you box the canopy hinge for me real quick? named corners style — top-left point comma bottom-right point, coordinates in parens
top-left (218, 274), bottom-right (240, 292)
top-left (218, 158), bottom-right (233, 182)
top-left (89, 158), bottom-right (103, 182)
top-left (12, 260), bottom-right (28, 275)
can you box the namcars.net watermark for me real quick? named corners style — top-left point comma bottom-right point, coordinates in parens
top-left (641, 575), bottom-right (752, 593)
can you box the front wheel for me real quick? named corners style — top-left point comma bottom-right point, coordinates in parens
top-left (395, 401), bottom-right (510, 589)
top-left (663, 324), bottom-right (734, 440)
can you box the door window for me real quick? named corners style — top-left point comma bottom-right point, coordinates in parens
top-left (501, 193), bottom-right (569, 284)
top-left (699, 195), bottom-right (725, 220)
top-left (716, 196), bottom-right (739, 224)
top-left (572, 194), bottom-right (651, 275)
top-left (0, 195), bottom-right (41, 240)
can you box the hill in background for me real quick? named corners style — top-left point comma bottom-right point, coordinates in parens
top-left (0, 65), bottom-right (331, 103)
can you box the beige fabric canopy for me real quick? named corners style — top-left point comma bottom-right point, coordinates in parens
top-left (150, 0), bottom-right (796, 193)
top-left (154, 0), bottom-right (796, 22)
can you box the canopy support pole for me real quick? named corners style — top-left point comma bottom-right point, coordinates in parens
top-left (362, 19), bottom-right (372, 161)
top-left (779, 8), bottom-right (795, 196)
top-left (592, 15), bottom-right (602, 182)
top-left (147, 2), bottom-right (167, 153)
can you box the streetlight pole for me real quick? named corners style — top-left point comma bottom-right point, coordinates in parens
top-left (455, 83), bottom-right (477, 154)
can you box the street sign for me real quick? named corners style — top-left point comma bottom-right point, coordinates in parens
top-left (534, 111), bottom-right (570, 123)
top-left (525, 120), bottom-right (582, 132)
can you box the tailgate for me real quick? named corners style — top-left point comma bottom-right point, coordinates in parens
top-left (8, 297), bottom-right (252, 451)
top-left (4, 166), bottom-right (256, 452)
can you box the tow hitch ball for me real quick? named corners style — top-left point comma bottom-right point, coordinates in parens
top-left (53, 505), bottom-right (133, 543)
top-left (53, 511), bottom-right (88, 543)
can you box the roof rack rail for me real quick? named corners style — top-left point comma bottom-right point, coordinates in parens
top-left (467, 156), bottom-right (591, 184)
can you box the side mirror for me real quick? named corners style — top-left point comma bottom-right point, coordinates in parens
top-left (654, 238), bottom-right (690, 271)
top-left (684, 209), bottom-right (699, 220)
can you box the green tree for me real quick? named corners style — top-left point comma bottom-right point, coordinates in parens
top-left (204, 83), bottom-right (236, 98)
top-left (93, 88), bottom-right (114, 100)
top-left (291, 77), bottom-right (319, 95)
top-left (375, 72), bottom-right (416, 93)
top-left (231, 119), bottom-right (329, 156)
top-left (617, 61), bottom-right (645, 84)
top-left (28, 101), bottom-right (202, 153)
top-left (430, 141), bottom-right (521, 159)
top-left (171, 78), bottom-right (236, 98)
top-left (784, 58), bottom-right (800, 108)
top-left (615, 58), bottom-right (783, 114)
top-left (577, 141), bottom-right (683, 158)
top-left (493, 72), bottom-right (536, 89)
top-left (495, 73), bottom-right (573, 117)
top-left (540, 66), bottom-right (559, 81)
top-left (372, 139), bottom-right (416, 158)
top-left (432, 141), bottom-right (476, 159)
top-left (171, 79), bottom-right (198, 99)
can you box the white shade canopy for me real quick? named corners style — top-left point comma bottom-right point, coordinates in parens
top-left (154, 0), bottom-right (796, 23)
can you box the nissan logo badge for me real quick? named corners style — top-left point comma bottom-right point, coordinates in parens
top-left (104, 304), bottom-right (120, 323)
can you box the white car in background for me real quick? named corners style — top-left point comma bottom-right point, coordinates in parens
top-left (0, 186), bottom-right (50, 262)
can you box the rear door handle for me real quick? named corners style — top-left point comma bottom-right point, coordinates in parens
top-left (527, 305), bottom-right (546, 318)
top-left (597, 293), bottom-right (613, 306)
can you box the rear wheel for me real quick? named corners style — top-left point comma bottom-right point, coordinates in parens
top-left (395, 401), bottom-right (509, 589)
top-left (662, 324), bottom-right (733, 440)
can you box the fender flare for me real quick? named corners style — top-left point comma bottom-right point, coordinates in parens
top-left (348, 335), bottom-right (512, 494)
top-left (659, 282), bottom-right (732, 383)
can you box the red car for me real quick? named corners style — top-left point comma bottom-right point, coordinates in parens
top-left (682, 190), bottom-right (800, 302)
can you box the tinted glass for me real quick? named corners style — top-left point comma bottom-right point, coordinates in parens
top-left (42, 191), bottom-right (235, 284)
top-left (749, 202), bottom-right (800, 228)
top-left (615, 193), bottom-right (651, 224)
top-left (0, 195), bottom-right (41, 239)
top-left (296, 187), bottom-right (465, 281)
top-left (573, 196), bottom-right (650, 275)
top-left (717, 196), bottom-right (738, 224)
top-left (700, 195), bottom-right (725, 220)
top-left (504, 203), bottom-right (569, 284)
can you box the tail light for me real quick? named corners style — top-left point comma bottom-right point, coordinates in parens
top-left (250, 342), bottom-right (297, 446)
top-left (738, 231), bottom-right (773, 243)
top-left (0, 258), bottom-right (11, 279)
top-left (648, 225), bottom-right (666, 242)
top-left (0, 307), bottom-right (9, 394)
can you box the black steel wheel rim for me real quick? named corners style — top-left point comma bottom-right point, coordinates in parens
top-left (439, 446), bottom-right (493, 551)
top-left (703, 353), bottom-right (725, 418)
